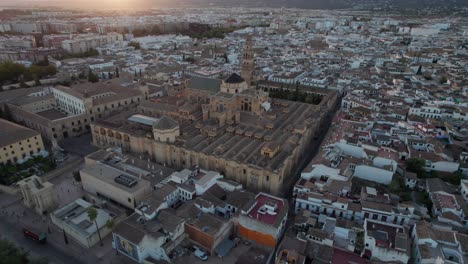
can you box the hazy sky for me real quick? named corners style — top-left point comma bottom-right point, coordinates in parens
top-left (0, 0), bottom-right (181, 10)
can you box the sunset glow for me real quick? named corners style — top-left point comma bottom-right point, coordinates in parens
top-left (0, 1), bottom-right (466, 264)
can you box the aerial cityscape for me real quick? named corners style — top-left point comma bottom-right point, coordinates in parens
top-left (0, 1), bottom-right (467, 264)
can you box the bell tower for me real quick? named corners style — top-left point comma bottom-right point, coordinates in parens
top-left (240, 36), bottom-right (254, 86)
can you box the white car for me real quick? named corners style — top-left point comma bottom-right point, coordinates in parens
top-left (194, 248), bottom-right (208, 261)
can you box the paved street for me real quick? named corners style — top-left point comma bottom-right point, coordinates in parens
top-left (285, 96), bottom-right (342, 199)
top-left (0, 214), bottom-right (83, 264)
top-left (0, 158), bottom-right (114, 264)
top-left (0, 191), bottom-right (84, 264)
top-left (58, 133), bottom-right (98, 157)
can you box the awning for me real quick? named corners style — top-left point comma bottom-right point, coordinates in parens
top-left (215, 239), bottom-right (235, 257)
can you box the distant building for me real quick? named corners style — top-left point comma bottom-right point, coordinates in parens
top-left (0, 35), bottom-right (36, 49)
top-left (61, 33), bottom-right (123, 54)
top-left (8, 79), bottom-right (149, 141)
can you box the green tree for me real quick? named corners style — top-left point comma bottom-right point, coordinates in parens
top-left (439, 76), bottom-right (447, 84)
top-left (35, 57), bottom-right (49, 66)
top-left (83, 49), bottom-right (99, 57)
top-left (106, 218), bottom-right (119, 255)
top-left (0, 239), bottom-right (49, 263)
top-left (416, 65), bottom-right (422, 75)
top-left (184, 57), bottom-right (195, 63)
top-left (72, 171), bottom-right (81, 182)
top-left (87, 207), bottom-right (103, 246)
top-left (406, 158), bottom-right (425, 178)
top-left (0, 239), bottom-right (29, 263)
top-left (389, 177), bottom-right (402, 193)
top-left (105, 219), bottom-right (114, 230)
top-left (19, 78), bottom-right (29, 88)
top-left (0, 61), bottom-right (26, 84)
top-left (291, 82), bottom-right (298, 101)
top-left (128, 41), bottom-right (140, 50)
top-left (43, 65), bottom-right (57, 76)
top-left (445, 171), bottom-right (462, 185)
top-left (34, 76), bottom-right (41, 87)
top-left (87, 69), bottom-right (99, 83)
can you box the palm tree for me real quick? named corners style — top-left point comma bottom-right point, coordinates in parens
top-left (105, 219), bottom-right (114, 230)
top-left (106, 219), bottom-right (118, 255)
top-left (87, 207), bottom-right (103, 246)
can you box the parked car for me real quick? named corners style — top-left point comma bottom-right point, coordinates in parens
top-left (23, 227), bottom-right (47, 244)
top-left (194, 248), bottom-right (208, 261)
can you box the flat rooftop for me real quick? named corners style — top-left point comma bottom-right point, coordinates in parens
top-left (331, 248), bottom-right (367, 264)
top-left (95, 96), bottom-right (326, 173)
top-left (365, 219), bottom-right (407, 253)
top-left (81, 163), bottom-right (149, 193)
top-left (247, 193), bottom-right (286, 226)
top-left (431, 192), bottom-right (458, 210)
top-left (36, 109), bottom-right (68, 120)
top-left (52, 199), bottom-right (112, 238)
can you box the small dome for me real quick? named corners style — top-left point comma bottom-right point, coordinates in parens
top-left (153, 116), bottom-right (178, 130)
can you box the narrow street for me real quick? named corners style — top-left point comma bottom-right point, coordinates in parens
top-left (0, 210), bottom-right (84, 264)
top-left (285, 95), bottom-right (342, 200)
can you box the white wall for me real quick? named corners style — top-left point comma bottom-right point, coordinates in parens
top-left (353, 165), bottom-right (393, 185)
top-left (428, 161), bottom-right (459, 173)
top-left (336, 142), bottom-right (367, 158)
top-left (52, 87), bottom-right (86, 115)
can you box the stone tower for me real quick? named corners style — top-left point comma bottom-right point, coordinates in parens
top-left (240, 36), bottom-right (254, 86)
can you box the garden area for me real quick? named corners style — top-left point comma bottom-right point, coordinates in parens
top-left (406, 157), bottom-right (462, 185)
top-left (0, 156), bottom-right (56, 185)
top-left (268, 87), bottom-right (323, 105)
top-left (0, 60), bottom-right (56, 87)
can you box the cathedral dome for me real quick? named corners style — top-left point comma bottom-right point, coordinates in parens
top-left (152, 116), bottom-right (178, 131)
top-left (225, 73), bottom-right (245, 84)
